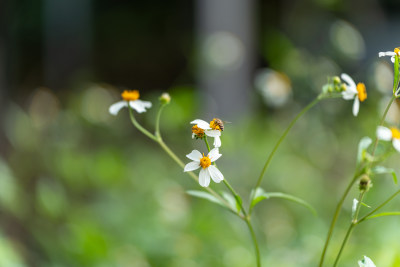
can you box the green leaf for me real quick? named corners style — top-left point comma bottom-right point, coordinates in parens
top-left (250, 188), bottom-right (316, 215)
top-left (222, 192), bottom-right (242, 212)
top-left (357, 137), bottom-right (372, 164)
top-left (187, 190), bottom-right (224, 207)
top-left (365, 212), bottom-right (400, 221)
top-left (394, 55), bottom-right (399, 94)
top-left (371, 166), bottom-right (398, 184)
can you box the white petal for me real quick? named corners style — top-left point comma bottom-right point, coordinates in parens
top-left (358, 256), bottom-right (376, 267)
top-left (208, 148), bottom-right (221, 162)
top-left (199, 168), bottom-right (210, 187)
top-left (213, 136), bottom-right (222, 148)
top-left (395, 87), bottom-right (400, 97)
top-left (208, 165), bottom-right (224, 183)
top-left (378, 51), bottom-right (395, 57)
top-left (342, 90), bottom-right (357, 100)
top-left (109, 101), bottom-right (128, 115)
top-left (393, 139), bottom-right (400, 153)
top-left (352, 198), bottom-right (359, 217)
top-left (205, 130), bottom-right (221, 137)
top-left (376, 126), bottom-right (392, 141)
top-left (186, 150), bottom-right (202, 161)
top-left (184, 161), bottom-right (200, 172)
top-left (341, 73), bottom-right (357, 90)
top-left (352, 97), bottom-right (360, 116)
top-left (190, 119), bottom-right (211, 129)
top-left (391, 56), bottom-right (396, 63)
top-left (130, 100), bottom-right (151, 113)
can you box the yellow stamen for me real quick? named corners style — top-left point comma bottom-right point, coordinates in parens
top-left (192, 125), bottom-right (205, 138)
top-left (209, 119), bottom-right (221, 131)
top-left (395, 47), bottom-right (400, 56)
top-left (199, 154), bottom-right (211, 169)
top-left (121, 90), bottom-right (140, 101)
top-left (356, 83), bottom-right (367, 102)
top-left (391, 127), bottom-right (400, 139)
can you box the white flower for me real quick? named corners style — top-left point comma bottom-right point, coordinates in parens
top-left (378, 47), bottom-right (399, 63)
top-left (341, 73), bottom-right (367, 116)
top-left (191, 119), bottom-right (223, 148)
top-left (109, 90), bottom-right (152, 115)
top-left (376, 126), bottom-right (400, 152)
top-left (184, 148), bottom-right (224, 187)
top-left (358, 256), bottom-right (376, 267)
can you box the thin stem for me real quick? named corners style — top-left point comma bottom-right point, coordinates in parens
top-left (333, 191), bottom-right (365, 266)
top-left (203, 139), bottom-right (258, 264)
top-left (250, 95), bottom-right (323, 213)
top-left (245, 218), bottom-right (261, 267)
top-left (128, 106), bottom-right (158, 142)
top-left (319, 95), bottom-right (396, 266)
top-left (357, 189), bottom-right (400, 224)
top-left (155, 104), bottom-right (166, 139)
top-left (332, 223), bottom-right (355, 267)
top-left (318, 174), bottom-right (358, 267)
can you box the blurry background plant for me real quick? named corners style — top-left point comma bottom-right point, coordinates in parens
top-left (1, 0), bottom-right (400, 266)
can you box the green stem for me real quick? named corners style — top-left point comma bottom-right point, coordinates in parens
top-left (333, 191), bottom-right (365, 266)
top-left (155, 104), bottom-right (166, 139)
top-left (319, 95), bottom-right (396, 266)
top-left (245, 218), bottom-right (261, 267)
top-left (203, 138), bottom-right (259, 264)
top-left (318, 174), bottom-right (358, 267)
top-left (357, 189), bottom-right (400, 224)
top-left (128, 105), bottom-right (158, 142)
top-left (250, 95), bottom-right (322, 213)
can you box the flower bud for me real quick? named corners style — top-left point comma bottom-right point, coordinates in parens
top-left (160, 92), bottom-right (171, 104)
top-left (359, 175), bottom-right (372, 192)
top-left (333, 76), bottom-right (341, 85)
top-left (340, 83), bottom-right (347, 92)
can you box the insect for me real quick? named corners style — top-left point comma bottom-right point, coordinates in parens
top-left (210, 118), bottom-right (230, 131)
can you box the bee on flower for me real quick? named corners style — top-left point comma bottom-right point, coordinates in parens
top-left (341, 73), bottom-right (367, 116)
top-left (378, 47), bottom-right (400, 63)
top-left (109, 90), bottom-right (152, 115)
top-left (190, 118), bottom-right (224, 148)
top-left (376, 125), bottom-right (400, 152)
top-left (184, 148), bottom-right (224, 187)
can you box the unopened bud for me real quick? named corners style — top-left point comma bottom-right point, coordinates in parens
top-left (160, 92), bottom-right (171, 104)
top-left (333, 76), bottom-right (341, 85)
top-left (359, 175), bottom-right (372, 192)
top-left (340, 83), bottom-right (347, 92)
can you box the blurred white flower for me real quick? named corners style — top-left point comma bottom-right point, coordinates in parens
top-left (341, 73), bottom-right (367, 116)
top-left (352, 198), bottom-right (359, 218)
top-left (184, 148), bottom-right (224, 187)
top-left (358, 256), bottom-right (376, 267)
top-left (109, 90), bottom-right (152, 115)
top-left (378, 47), bottom-right (399, 63)
top-left (191, 119), bottom-right (222, 148)
top-left (376, 126), bottom-right (400, 152)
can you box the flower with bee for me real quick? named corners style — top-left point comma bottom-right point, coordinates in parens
top-left (191, 118), bottom-right (224, 148)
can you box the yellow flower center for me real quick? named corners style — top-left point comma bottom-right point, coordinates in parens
top-left (199, 154), bottom-right (211, 169)
top-left (121, 90), bottom-right (140, 101)
top-left (192, 125), bottom-right (205, 138)
top-left (356, 83), bottom-right (367, 102)
top-left (395, 47), bottom-right (400, 56)
top-left (391, 127), bottom-right (400, 139)
top-left (209, 118), bottom-right (223, 131)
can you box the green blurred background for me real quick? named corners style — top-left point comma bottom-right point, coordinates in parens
top-left (1, 0), bottom-right (400, 266)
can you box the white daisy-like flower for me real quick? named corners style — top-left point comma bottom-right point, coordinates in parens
top-left (378, 47), bottom-right (400, 63)
top-left (184, 148), bottom-right (224, 187)
top-left (376, 125), bottom-right (400, 152)
top-left (358, 256), bottom-right (376, 267)
top-left (341, 73), bottom-right (367, 116)
top-left (109, 90), bottom-right (152, 115)
top-left (191, 118), bottom-right (223, 148)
